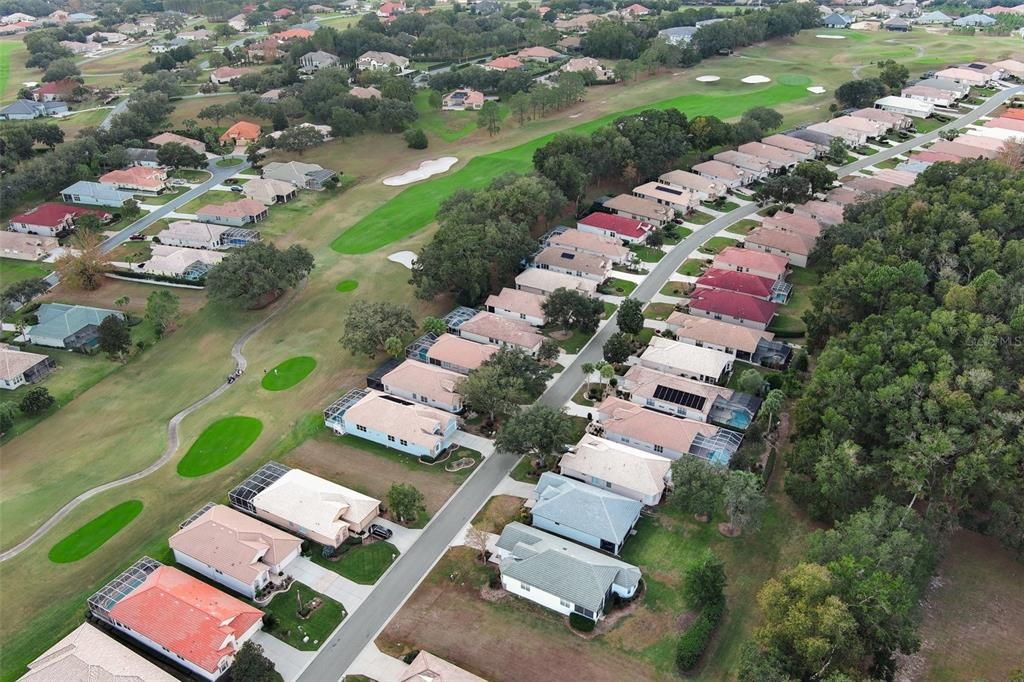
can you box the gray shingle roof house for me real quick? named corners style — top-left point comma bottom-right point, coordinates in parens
top-left (0, 99), bottom-right (68, 120)
top-left (494, 522), bottom-right (642, 621)
top-left (26, 304), bottom-right (125, 350)
top-left (126, 147), bottom-right (161, 166)
top-left (916, 10), bottom-right (952, 24)
top-left (657, 26), bottom-right (699, 44)
top-left (788, 128), bottom-right (835, 147)
top-left (262, 161), bottom-right (337, 190)
top-left (60, 181), bottom-right (134, 207)
top-left (299, 50), bottom-right (340, 72)
top-left (822, 12), bottom-right (854, 28)
top-left (953, 13), bottom-right (996, 26)
top-left (531, 472), bottom-right (643, 554)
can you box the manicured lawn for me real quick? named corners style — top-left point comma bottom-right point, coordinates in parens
top-left (699, 236), bottom-right (739, 255)
top-left (262, 356), bottom-right (317, 391)
top-left (677, 259), bottom-right (707, 276)
top-left (660, 281), bottom-right (690, 297)
top-left (767, 314), bottom-right (806, 336)
top-left (602, 301), bottom-right (617, 319)
top-left (702, 199), bottom-right (741, 212)
top-left (215, 157), bottom-right (243, 167)
top-left (572, 384), bottom-right (596, 407)
top-left (313, 541), bottom-right (399, 584)
top-left (636, 327), bottom-right (656, 345)
top-left (643, 302), bottom-right (676, 321)
top-left (913, 117), bottom-right (948, 134)
top-left (262, 582), bottom-right (346, 651)
top-left (600, 277), bottom-right (636, 296)
top-left (335, 279), bottom-right (359, 292)
top-left (874, 157), bottom-right (901, 170)
top-left (630, 245), bottom-right (665, 263)
top-left (169, 168), bottom-right (212, 182)
top-left (686, 210), bottom-right (715, 225)
top-left (140, 187), bottom-right (189, 206)
top-left (47, 500), bottom-right (143, 564)
top-left (472, 495), bottom-right (524, 533)
top-left (176, 416), bottom-right (264, 477)
top-left (333, 434), bottom-right (481, 481)
top-left (549, 328), bottom-right (591, 353)
top-left (0, 258), bottom-right (52, 286)
top-left (726, 218), bottom-right (760, 235)
top-left (662, 226), bottom-right (693, 244)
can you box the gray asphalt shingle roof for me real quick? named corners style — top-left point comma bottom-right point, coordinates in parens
top-left (532, 472), bottom-right (642, 546)
top-left (28, 304), bottom-right (123, 340)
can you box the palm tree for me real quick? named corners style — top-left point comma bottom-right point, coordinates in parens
top-left (581, 362), bottom-right (595, 396)
top-left (759, 389), bottom-right (786, 434)
top-left (598, 362), bottom-right (615, 396)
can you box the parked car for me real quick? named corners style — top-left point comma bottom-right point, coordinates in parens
top-left (368, 523), bottom-right (393, 540)
top-left (129, 233), bottom-right (145, 241)
top-left (230, 185), bottom-right (243, 192)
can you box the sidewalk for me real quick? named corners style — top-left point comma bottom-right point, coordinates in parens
top-left (346, 642), bottom-right (410, 681)
top-left (251, 631), bottom-right (314, 682)
top-left (288, 556), bottom-right (374, 611)
top-left (452, 431), bottom-right (495, 457)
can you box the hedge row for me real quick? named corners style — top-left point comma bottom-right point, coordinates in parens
top-left (569, 612), bottom-right (596, 632)
top-left (675, 599), bottom-right (724, 672)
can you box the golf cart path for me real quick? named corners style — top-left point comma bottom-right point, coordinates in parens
top-left (0, 281), bottom-right (305, 563)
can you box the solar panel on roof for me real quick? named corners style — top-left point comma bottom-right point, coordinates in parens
top-left (654, 185), bottom-right (683, 197)
top-left (653, 384), bottom-right (707, 411)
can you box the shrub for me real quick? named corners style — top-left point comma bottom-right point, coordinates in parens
top-left (569, 612), bottom-right (596, 632)
top-left (675, 600), bottom-right (724, 671)
top-left (404, 128), bottom-right (428, 149)
top-left (488, 571), bottom-right (501, 588)
top-left (402, 650), bottom-right (421, 664)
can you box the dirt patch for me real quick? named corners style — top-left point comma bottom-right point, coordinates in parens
top-left (472, 495), bottom-right (525, 533)
top-left (42, 279), bottom-right (208, 316)
top-left (605, 607), bottom-right (681, 651)
top-left (548, 329), bottom-right (573, 341)
top-left (283, 437), bottom-right (458, 515)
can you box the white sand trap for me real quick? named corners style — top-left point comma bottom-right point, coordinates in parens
top-left (388, 251), bottom-right (417, 269)
top-left (569, 113), bottom-right (582, 118)
top-left (696, 75), bottom-right (721, 83)
top-left (741, 75), bottom-right (772, 84)
top-left (382, 157), bottom-right (458, 186)
top-left (815, 34), bottom-right (847, 39)
top-left (808, 86), bottom-right (827, 94)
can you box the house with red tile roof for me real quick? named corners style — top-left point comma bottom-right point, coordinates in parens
top-left (273, 27), bottom-right (314, 40)
top-left (272, 7), bottom-right (294, 17)
top-left (9, 203), bottom-right (110, 236)
top-left (744, 226), bottom-right (816, 268)
top-left (620, 3), bottom-right (650, 18)
top-left (517, 46), bottom-right (562, 62)
top-left (688, 288), bottom-right (777, 330)
top-left (149, 131), bottom-right (206, 154)
top-left (219, 120), bottom-right (262, 145)
top-left (31, 79), bottom-right (79, 102)
top-left (377, 1), bottom-right (406, 18)
top-left (484, 56), bottom-right (525, 71)
top-left (695, 268), bottom-right (780, 301)
top-left (90, 560), bottom-right (263, 680)
top-left (99, 166), bottom-right (169, 193)
top-left (711, 246), bottom-right (789, 281)
top-left (210, 66), bottom-right (253, 85)
top-left (577, 212), bottom-right (653, 244)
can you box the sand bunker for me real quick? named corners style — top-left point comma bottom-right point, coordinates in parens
top-left (808, 86), bottom-right (827, 94)
top-left (816, 34), bottom-right (847, 39)
top-left (383, 157), bottom-right (458, 186)
top-left (388, 251), bottom-right (417, 269)
top-left (696, 75), bottom-right (721, 83)
top-left (741, 75), bottom-right (772, 84)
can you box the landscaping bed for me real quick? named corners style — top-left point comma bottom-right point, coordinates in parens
top-left (261, 581), bottom-right (346, 651)
top-left (599, 278), bottom-right (637, 296)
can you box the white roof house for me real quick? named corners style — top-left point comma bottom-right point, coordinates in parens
top-left (21, 623), bottom-right (177, 682)
top-left (875, 95), bottom-right (935, 118)
top-left (140, 244), bottom-right (224, 279)
top-left (638, 336), bottom-right (734, 384)
top-left (559, 433), bottom-right (672, 505)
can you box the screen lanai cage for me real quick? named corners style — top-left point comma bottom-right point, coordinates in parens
top-left (88, 556), bottom-right (162, 623)
top-left (228, 460), bottom-right (291, 515)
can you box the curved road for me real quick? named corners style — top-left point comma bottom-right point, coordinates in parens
top-left (0, 279), bottom-right (304, 563)
top-left (295, 83), bottom-right (1024, 682)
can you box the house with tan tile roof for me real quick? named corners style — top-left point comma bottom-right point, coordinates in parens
top-left (807, 120), bottom-right (868, 146)
top-left (825, 186), bottom-right (864, 207)
top-left (638, 336), bottom-right (734, 384)
top-left (666, 311), bottom-right (776, 358)
top-left (350, 85), bottom-right (382, 100)
top-left (170, 503), bottom-right (301, 598)
top-left (458, 311), bottom-right (545, 355)
top-left (791, 199), bottom-right (844, 226)
top-left (760, 134), bottom-right (822, 160)
top-left (843, 175), bottom-right (903, 194)
top-left (631, 181), bottom-right (699, 214)
top-left (658, 170), bottom-right (725, 201)
top-left (515, 267), bottom-right (599, 297)
top-left (851, 107), bottom-right (911, 130)
top-left (711, 246), bottom-right (789, 281)
top-left (382, 360), bottom-right (464, 413)
top-left (621, 364), bottom-right (733, 423)
top-left (486, 287), bottom-right (547, 326)
top-left (22, 622), bottom-right (177, 682)
top-left (252, 468), bottom-right (382, 546)
top-left (99, 166), bottom-right (169, 193)
top-left (546, 228), bottom-right (630, 264)
top-left (692, 160), bottom-right (750, 188)
top-left (744, 226), bottom-right (816, 267)
top-left (533, 245), bottom-right (611, 281)
top-left (158, 220), bottom-right (260, 250)
top-left (559, 434), bottom-right (672, 505)
top-left (398, 651), bottom-right (486, 682)
top-left (242, 177), bottom-right (298, 205)
top-left (737, 142), bottom-right (802, 170)
top-left (517, 45), bottom-right (562, 62)
top-left (338, 389), bottom-right (458, 459)
top-left (0, 344), bottom-right (54, 390)
top-left (761, 212), bottom-right (823, 238)
top-left (602, 193), bottom-right (674, 227)
top-left (713, 151), bottom-right (771, 179)
top-left (149, 131), bottom-right (206, 154)
top-left (418, 333), bottom-right (498, 374)
top-left (141, 244), bottom-right (225, 280)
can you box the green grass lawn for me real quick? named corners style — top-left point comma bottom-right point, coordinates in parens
top-left (726, 218), bottom-right (760, 235)
top-left (334, 434), bottom-right (481, 481)
top-left (699, 236), bottom-right (740, 255)
top-left (572, 384), bottom-right (596, 407)
top-left (767, 314), bottom-right (806, 337)
top-left (874, 157), bottom-right (901, 169)
top-left (686, 210), bottom-right (716, 225)
top-left (636, 327), bottom-right (656, 345)
top-left (140, 187), bottom-right (189, 206)
top-left (0, 258), bottom-right (52, 286)
top-left (335, 279), bottom-right (359, 292)
top-left (169, 168), bottom-right (212, 182)
top-left (262, 582), bottom-right (346, 651)
top-left (677, 259), bottom-right (707, 276)
top-left (47, 500), bottom-right (143, 564)
top-left (660, 280), bottom-right (690, 297)
top-left (261, 356), bottom-right (317, 391)
top-left (549, 328), bottom-right (591, 353)
top-left (215, 157), bottom-right (243, 168)
top-left (630, 245), bottom-right (665, 263)
top-left (176, 416), bottom-right (264, 477)
top-left (602, 301), bottom-right (617, 319)
top-left (600, 277), bottom-right (637, 296)
top-left (313, 541), bottom-right (399, 584)
top-left (643, 302), bottom-right (677, 321)
top-left (703, 199), bottom-right (741, 212)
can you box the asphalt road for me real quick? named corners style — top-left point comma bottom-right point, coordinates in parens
top-left (297, 84), bottom-right (1024, 682)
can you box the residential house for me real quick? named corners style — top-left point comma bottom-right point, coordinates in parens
top-left (88, 561), bottom-right (263, 681)
top-left (638, 336), bottom-right (734, 385)
top-left (61, 40), bottom-right (102, 55)
top-left (484, 56), bottom-right (524, 71)
top-left (350, 85), bottom-right (382, 99)
top-left (457, 311), bottom-right (545, 355)
top-left (210, 66), bottom-right (252, 84)
top-left (692, 160), bottom-right (750, 188)
top-left (688, 287), bottom-right (777, 330)
top-left (952, 13), bottom-right (996, 27)
top-left (377, 1), bottom-right (406, 19)
top-left (422, 333), bottom-right (498, 374)
top-left (883, 16), bottom-right (912, 30)
top-left (546, 228), bottom-right (630, 264)
top-left (694, 267), bottom-right (789, 302)
top-left (666, 312), bottom-right (789, 367)
top-left (9, 202), bottom-right (110, 236)
top-left (0, 99), bottom-right (68, 120)
top-left (0, 345), bottom-right (54, 390)
top-left (0, 231), bottom-right (57, 261)
top-left (956, 130), bottom-right (1015, 148)
top-left (60, 180), bottom-right (136, 208)
top-left (243, 178), bottom-right (299, 205)
top-left (934, 66), bottom-right (991, 86)
top-left (712, 246), bottom-right (789, 280)
top-left (576, 212), bottom-right (653, 244)
top-left (554, 13), bottom-right (603, 33)
top-left (31, 79), bottom-right (78, 102)
top-left (791, 200), bottom-right (844, 226)
top-left (260, 88), bottom-right (284, 102)
top-left (986, 116), bottom-right (1024, 133)
top-left (228, 13), bottom-right (248, 30)
top-left (872, 168), bottom-right (917, 187)
top-left (1, 11), bottom-right (34, 22)
top-left (517, 46), bottom-right (562, 62)
top-left (240, 466), bottom-right (380, 546)
top-left (399, 652), bottom-right (486, 682)
top-left (843, 175), bottom-right (901, 194)
top-left (246, 36), bottom-right (285, 61)
top-left (557, 35), bottom-right (582, 51)
top-left (66, 12), bottom-right (96, 22)
top-left (262, 161), bottom-right (337, 190)
top-left (806, 120), bottom-right (867, 146)
top-left (829, 114), bottom-right (887, 139)
top-left (149, 131), bottom-right (206, 154)
top-left (602, 194), bottom-right (674, 227)
top-left (442, 88), bottom-right (485, 110)
top-left (531, 472), bottom-right (643, 554)
top-left (658, 26), bottom-right (699, 45)
top-left (915, 10), bottom-right (952, 23)
top-left (485, 287), bottom-right (547, 326)
top-left (334, 388), bottom-right (458, 458)
top-left (992, 58), bottom-right (1024, 79)
top-left (876, 94), bottom-right (936, 117)
top-left (737, 142), bottom-right (801, 171)
top-left (158, 220), bottom-right (261, 249)
top-left (125, 147), bottom-right (160, 167)
top-left (273, 27), bottom-right (315, 41)
top-left (596, 396), bottom-right (738, 463)
top-left (219, 120), bottom-right (262, 145)
top-left (826, 186), bottom-right (866, 207)
top-left (761, 212), bottom-right (822, 239)
top-left (744, 226), bottom-right (815, 268)
top-left (356, 50), bottom-right (410, 71)
top-left (787, 128), bottom-right (835, 148)
top-left (620, 3), bottom-right (650, 18)
top-left (560, 434), bottom-right (672, 505)
top-left (99, 166), bottom-right (169, 194)
top-left (196, 199), bottom-right (268, 227)
top-left (140, 245), bottom-right (224, 280)
top-left (178, 28), bottom-right (211, 41)
top-left (493, 523), bottom-right (641, 621)
top-left (658, 170), bottom-right (724, 201)
top-left (631, 181), bottom-right (698, 215)
top-left (88, 31), bottom-right (128, 43)
top-left (299, 49), bottom-right (340, 72)
top-left (621, 364), bottom-right (739, 424)
top-left (822, 12), bottom-right (854, 27)
top-left (21, 623), bottom-right (177, 682)
top-left (515, 267), bottom-right (599, 297)
top-left (273, 7), bottom-right (295, 17)
top-left (915, 76), bottom-right (971, 97)
top-left (381, 360), bottom-right (464, 413)
top-left (169, 503), bottom-right (301, 598)
top-left (713, 151), bottom-right (772, 179)
top-left (760, 133), bottom-right (821, 160)
top-left (926, 139), bottom-right (999, 160)
top-left (533, 246), bottom-right (610, 282)
top-left (852, 107), bottom-right (912, 130)
top-left (561, 56), bottom-right (614, 80)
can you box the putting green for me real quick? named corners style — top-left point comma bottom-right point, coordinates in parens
top-left (177, 416), bottom-right (263, 477)
top-left (336, 279), bottom-right (359, 292)
top-left (261, 356), bottom-right (317, 391)
top-left (48, 500), bottom-right (144, 564)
